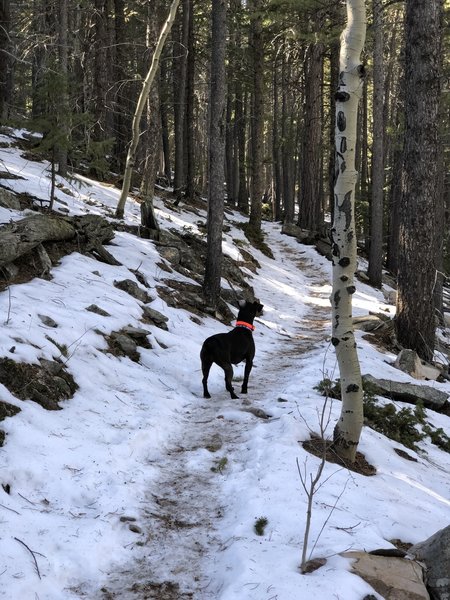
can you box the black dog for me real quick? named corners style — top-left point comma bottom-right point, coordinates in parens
top-left (200, 300), bottom-right (264, 399)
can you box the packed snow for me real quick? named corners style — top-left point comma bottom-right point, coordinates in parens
top-left (0, 130), bottom-right (449, 599)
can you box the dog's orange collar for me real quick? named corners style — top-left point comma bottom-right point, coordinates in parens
top-left (235, 321), bottom-right (255, 331)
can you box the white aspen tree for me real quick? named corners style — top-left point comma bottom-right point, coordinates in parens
top-left (331, 0), bottom-right (366, 462)
top-left (115, 0), bottom-right (180, 220)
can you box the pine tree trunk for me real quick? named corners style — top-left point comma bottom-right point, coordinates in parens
top-left (172, 0), bottom-right (189, 202)
top-left (281, 51), bottom-right (295, 224)
top-left (57, 0), bottom-right (69, 177)
top-left (248, 0), bottom-right (264, 233)
top-left (395, 0), bottom-right (443, 362)
top-left (0, 0), bottom-right (12, 121)
top-left (367, 0), bottom-right (384, 287)
top-left (203, 0), bottom-right (227, 308)
top-left (92, 0), bottom-right (111, 145)
top-left (272, 54), bottom-right (282, 221)
top-left (113, 0), bottom-right (129, 173)
top-left (160, 66), bottom-right (172, 185)
top-left (298, 41), bottom-right (323, 233)
top-left (184, 0), bottom-right (195, 203)
top-left (331, 0), bottom-right (366, 462)
top-left (236, 84), bottom-right (248, 213)
top-left (140, 0), bottom-right (163, 239)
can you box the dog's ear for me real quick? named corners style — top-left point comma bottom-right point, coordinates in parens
top-left (254, 302), bottom-right (264, 314)
top-left (238, 299), bottom-right (247, 308)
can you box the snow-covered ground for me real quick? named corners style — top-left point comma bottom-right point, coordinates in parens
top-left (0, 130), bottom-right (449, 599)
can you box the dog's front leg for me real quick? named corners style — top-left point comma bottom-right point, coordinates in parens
top-left (241, 358), bottom-right (253, 394)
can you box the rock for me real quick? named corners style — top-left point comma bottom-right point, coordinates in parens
top-left (0, 400), bottom-right (21, 421)
top-left (113, 279), bottom-right (153, 303)
top-left (342, 551), bottom-right (429, 600)
top-left (409, 525), bottom-right (450, 600)
top-left (281, 223), bottom-right (304, 239)
top-left (86, 304), bottom-right (111, 317)
top-left (394, 349), bottom-right (441, 381)
top-left (141, 306), bottom-right (169, 330)
top-left (38, 314), bottom-right (58, 328)
top-left (363, 373), bottom-right (449, 411)
top-left (383, 289), bottom-right (397, 304)
top-left (241, 406), bottom-right (272, 420)
top-left (110, 333), bottom-right (139, 362)
top-left (39, 358), bottom-right (64, 376)
top-left (0, 188), bottom-right (21, 210)
top-left (281, 223), bottom-right (317, 244)
top-left (0, 263), bottom-right (18, 280)
top-left (121, 326), bottom-right (152, 344)
top-left (158, 245), bottom-right (181, 265)
top-left (356, 270), bottom-right (370, 283)
top-left (315, 238), bottom-right (332, 260)
top-left (353, 314), bottom-right (389, 332)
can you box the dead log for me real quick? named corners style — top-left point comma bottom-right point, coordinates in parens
top-left (0, 214), bottom-right (75, 266)
top-left (0, 214), bottom-right (119, 281)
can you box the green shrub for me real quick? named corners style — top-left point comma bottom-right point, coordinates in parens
top-left (254, 516), bottom-right (268, 536)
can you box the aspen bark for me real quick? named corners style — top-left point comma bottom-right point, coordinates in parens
top-left (331, 0), bottom-right (366, 462)
top-left (115, 0), bottom-right (180, 220)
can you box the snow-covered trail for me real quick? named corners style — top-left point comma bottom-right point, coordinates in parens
top-left (97, 234), bottom-right (332, 599)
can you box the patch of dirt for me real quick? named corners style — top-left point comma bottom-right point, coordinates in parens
top-left (394, 447), bottom-right (418, 462)
top-left (0, 357), bottom-right (78, 410)
top-left (302, 434), bottom-right (377, 476)
top-left (101, 581), bottom-right (193, 600)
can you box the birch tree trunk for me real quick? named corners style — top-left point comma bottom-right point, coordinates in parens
top-left (331, 0), bottom-right (366, 462)
top-left (115, 0), bottom-right (180, 220)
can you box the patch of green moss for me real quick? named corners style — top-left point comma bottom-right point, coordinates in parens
top-left (315, 378), bottom-right (450, 453)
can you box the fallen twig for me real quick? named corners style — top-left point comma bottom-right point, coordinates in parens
top-left (0, 503), bottom-right (20, 515)
top-left (13, 537), bottom-right (43, 580)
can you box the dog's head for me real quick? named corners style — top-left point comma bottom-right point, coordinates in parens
top-left (237, 299), bottom-right (264, 321)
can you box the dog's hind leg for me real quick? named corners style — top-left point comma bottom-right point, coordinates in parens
top-left (201, 356), bottom-right (213, 398)
top-left (217, 360), bottom-right (238, 399)
top-left (241, 358), bottom-right (253, 394)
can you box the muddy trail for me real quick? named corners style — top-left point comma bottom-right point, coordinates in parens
top-left (98, 244), bottom-right (332, 600)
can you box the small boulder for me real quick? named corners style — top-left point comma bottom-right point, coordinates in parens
top-left (409, 525), bottom-right (450, 600)
top-left (394, 349), bottom-right (441, 381)
top-left (141, 306), bottom-right (169, 330)
top-left (363, 373), bottom-right (449, 412)
top-left (113, 279), bottom-right (153, 303)
top-left (342, 551), bottom-right (429, 600)
top-left (0, 188), bottom-right (21, 210)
